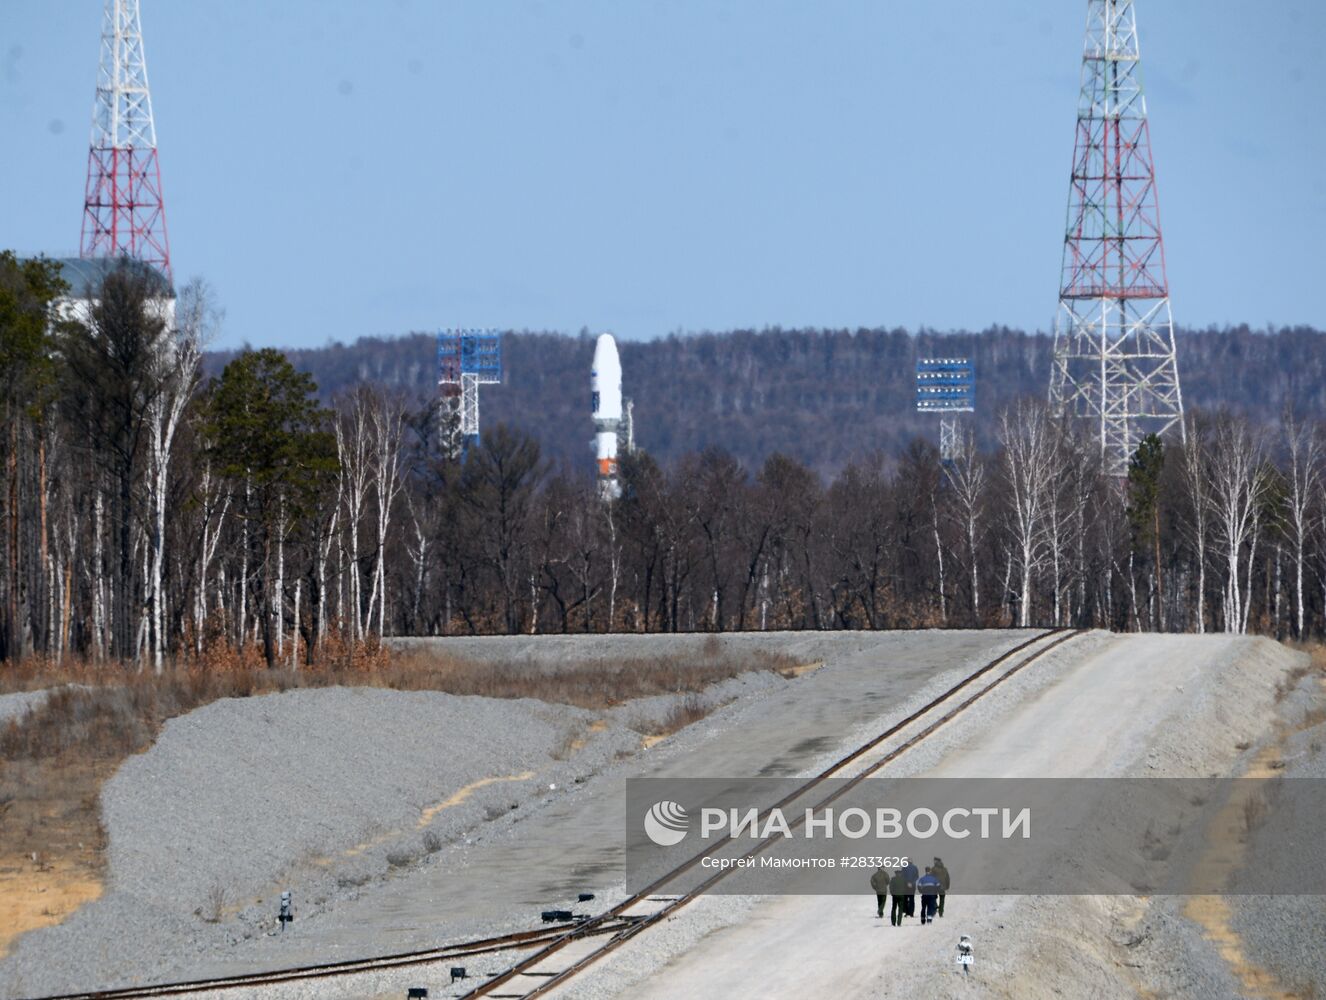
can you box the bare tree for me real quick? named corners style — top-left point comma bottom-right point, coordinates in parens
top-left (190, 456), bottom-right (229, 653)
top-left (943, 427), bottom-right (987, 624)
top-left (1176, 417), bottom-right (1210, 633)
top-left (366, 391), bottom-right (406, 637)
top-left (335, 391), bottom-right (373, 641)
top-left (144, 279), bottom-right (210, 670)
top-left (1281, 410), bottom-right (1321, 638)
top-left (1206, 415), bottom-right (1270, 634)
top-left (998, 400), bottom-right (1058, 627)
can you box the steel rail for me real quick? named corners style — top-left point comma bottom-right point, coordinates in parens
top-left (463, 627), bottom-right (1086, 999)
top-left (22, 921), bottom-right (633, 1000)
top-left (25, 628), bottom-right (1083, 1000)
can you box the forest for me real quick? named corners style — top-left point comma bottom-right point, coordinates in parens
top-left (4, 250), bottom-right (1326, 668)
top-left (209, 322), bottom-right (1326, 479)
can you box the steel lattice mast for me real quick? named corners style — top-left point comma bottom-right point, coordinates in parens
top-left (80, 0), bottom-right (172, 283)
top-left (916, 358), bottom-right (974, 463)
top-left (1048, 0), bottom-right (1182, 475)
top-left (437, 330), bottom-right (503, 458)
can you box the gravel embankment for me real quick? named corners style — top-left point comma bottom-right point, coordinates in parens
top-left (0, 686), bottom-right (637, 996)
top-left (1229, 689), bottom-right (1326, 997)
top-left (0, 688), bottom-right (57, 728)
top-left (1, 630), bottom-right (1019, 998)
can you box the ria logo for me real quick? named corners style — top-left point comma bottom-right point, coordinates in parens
top-left (644, 800), bottom-right (689, 846)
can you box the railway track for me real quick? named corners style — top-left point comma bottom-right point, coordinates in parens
top-left (463, 626), bottom-right (1086, 1000)
top-left (25, 922), bottom-right (638, 1000)
top-left (24, 627), bottom-right (1083, 1000)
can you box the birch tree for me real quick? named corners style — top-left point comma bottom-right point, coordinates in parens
top-left (1281, 411), bottom-right (1321, 638)
top-left (998, 401), bottom-right (1059, 627)
top-left (335, 390), bottom-right (373, 641)
top-left (144, 279), bottom-right (209, 671)
top-left (943, 426), bottom-right (987, 624)
top-left (1206, 415), bottom-right (1269, 634)
top-left (366, 391), bottom-right (406, 637)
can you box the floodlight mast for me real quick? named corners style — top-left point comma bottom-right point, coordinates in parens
top-left (916, 358), bottom-right (974, 463)
top-left (437, 330), bottom-right (502, 458)
top-left (1048, 0), bottom-right (1184, 476)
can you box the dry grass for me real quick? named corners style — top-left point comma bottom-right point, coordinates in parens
top-left (198, 882), bottom-right (227, 924)
top-left (385, 847), bottom-right (418, 870)
top-left (1274, 659), bottom-right (1317, 703)
top-left (1241, 792), bottom-right (1269, 840)
top-left (382, 645), bottom-right (797, 710)
top-left (637, 695), bottom-right (715, 738)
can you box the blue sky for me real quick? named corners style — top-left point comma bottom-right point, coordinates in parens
top-left (2, 1), bottom-right (1322, 350)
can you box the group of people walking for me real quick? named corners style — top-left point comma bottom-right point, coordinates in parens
top-left (870, 858), bottom-right (949, 926)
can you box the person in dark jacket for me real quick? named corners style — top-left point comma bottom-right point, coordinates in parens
top-left (888, 868), bottom-right (909, 926)
top-left (901, 860), bottom-right (919, 918)
top-left (917, 867), bottom-right (942, 924)
top-left (932, 857), bottom-right (950, 917)
top-left (870, 865), bottom-right (890, 918)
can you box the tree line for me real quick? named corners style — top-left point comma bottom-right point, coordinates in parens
top-left (3, 252), bottom-right (1325, 668)
top-left (214, 323), bottom-right (1326, 480)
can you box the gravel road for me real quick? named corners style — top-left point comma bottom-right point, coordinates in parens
top-left (549, 633), bottom-right (1313, 1000)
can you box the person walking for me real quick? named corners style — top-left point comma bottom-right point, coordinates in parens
top-left (870, 865), bottom-right (890, 919)
top-left (917, 867), bottom-right (942, 924)
top-left (901, 859), bottom-right (919, 919)
top-left (932, 857), bottom-right (950, 918)
top-left (888, 867), bottom-right (909, 926)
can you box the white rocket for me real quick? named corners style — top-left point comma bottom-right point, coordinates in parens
top-left (591, 333), bottom-right (622, 499)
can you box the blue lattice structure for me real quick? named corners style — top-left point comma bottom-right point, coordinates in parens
top-left (916, 358), bottom-right (974, 461)
top-left (915, 358), bottom-right (974, 413)
top-left (438, 329), bottom-right (503, 449)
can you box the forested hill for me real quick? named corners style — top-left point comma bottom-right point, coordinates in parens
top-left (206, 325), bottom-right (1326, 477)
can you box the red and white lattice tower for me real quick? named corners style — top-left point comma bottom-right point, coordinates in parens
top-left (1048, 0), bottom-right (1183, 475)
top-left (80, 0), bottom-right (172, 284)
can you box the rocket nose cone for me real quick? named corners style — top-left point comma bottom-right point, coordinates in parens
top-left (591, 332), bottom-right (623, 422)
top-left (592, 333), bottom-right (619, 373)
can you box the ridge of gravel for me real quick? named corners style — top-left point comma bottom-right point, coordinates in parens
top-left (0, 689), bottom-right (51, 729)
top-left (0, 640), bottom-right (835, 998)
top-left (0, 685), bottom-right (92, 728)
top-left (1227, 668), bottom-right (1326, 998)
top-left (1119, 639), bottom-right (1313, 1000)
top-left (0, 686), bottom-right (637, 996)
